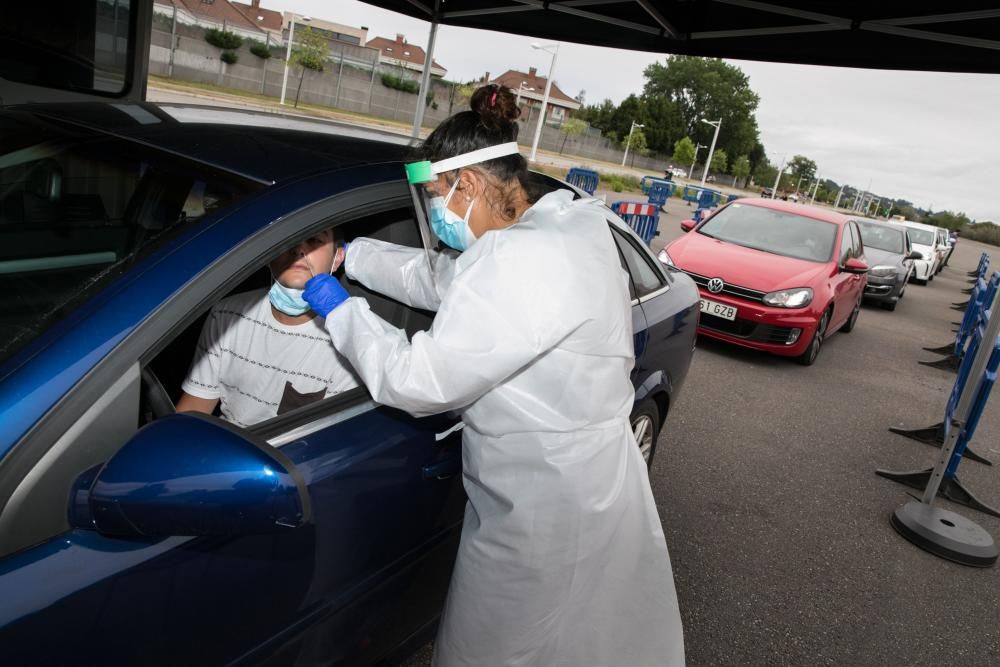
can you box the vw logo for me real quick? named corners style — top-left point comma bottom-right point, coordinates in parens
top-left (707, 278), bottom-right (725, 294)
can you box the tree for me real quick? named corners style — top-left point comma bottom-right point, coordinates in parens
top-left (577, 98), bottom-right (616, 131)
top-left (753, 161), bottom-right (777, 189)
top-left (558, 118), bottom-right (587, 154)
top-left (787, 155), bottom-right (817, 186)
top-left (623, 127), bottom-right (648, 166)
top-left (672, 136), bottom-right (696, 171)
top-left (575, 89), bottom-right (586, 104)
top-left (642, 55), bottom-right (761, 161)
top-left (709, 149), bottom-right (728, 174)
top-left (731, 155), bottom-right (750, 187)
top-left (291, 27), bottom-right (328, 108)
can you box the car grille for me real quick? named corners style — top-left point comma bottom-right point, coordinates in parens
top-left (700, 314), bottom-right (798, 345)
top-left (682, 271), bottom-right (766, 303)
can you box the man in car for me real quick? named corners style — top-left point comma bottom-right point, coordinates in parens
top-left (175, 230), bottom-right (359, 427)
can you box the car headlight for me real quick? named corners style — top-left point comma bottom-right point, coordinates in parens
top-left (762, 287), bottom-right (814, 308)
top-left (657, 248), bottom-right (675, 267)
top-left (869, 265), bottom-right (898, 277)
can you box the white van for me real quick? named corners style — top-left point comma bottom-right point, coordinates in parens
top-left (901, 221), bottom-right (942, 284)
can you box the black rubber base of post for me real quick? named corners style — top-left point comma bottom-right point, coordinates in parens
top-left (953, 300), bottom-right (970, 308)
top-left (890, 500), bottom-right (997, 567)
top-left (923, 343), bottom-right (955, 355)
top-left (887, 423), bottom-right (992, 466)
top-left (952, 304), bottom-right (968, 312)
top-left (876, 467), bottom-right (1000, 517)
top-left (918, 356), bottom-right (960, 372)
top-left (962, 287), bottom-right (975, 295)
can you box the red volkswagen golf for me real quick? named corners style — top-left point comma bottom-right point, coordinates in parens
top-left (660, 199), bottom-right (868, 365)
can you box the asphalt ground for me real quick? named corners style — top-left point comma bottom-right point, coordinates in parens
top-left (401, 195), bottom-right (1000, 666)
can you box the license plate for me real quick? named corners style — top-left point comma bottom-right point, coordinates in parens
top-left (699, 297), bottom-right (737, 321)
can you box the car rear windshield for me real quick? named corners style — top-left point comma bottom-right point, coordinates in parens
top-left (906, 227), bottom-right (935, 246)
top-left (697, 203), bottom-right (837, 263)
top-left (0, 111), bottom-right (262, 367)
top-left (859, 222), bottom-right (904, 254)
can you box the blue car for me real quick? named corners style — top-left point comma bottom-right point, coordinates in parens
top-left (0, 102), bottom-right (698, 665)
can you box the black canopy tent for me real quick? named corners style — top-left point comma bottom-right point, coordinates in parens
top-left (363, 1), bottom-right (1000, 136)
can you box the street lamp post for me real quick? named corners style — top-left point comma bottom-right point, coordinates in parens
top-left (280, 14), bottom-right (311, 105)
top-left (700, 118), bottom-right (721, 188)
top-left (528, 42), bottom-right (559, 162)
top-left (771, 155), bottom-right (787, 200)
top-left (689, 143), bottom-right (706, 183)
top-left (621, 120), bottom-right (644, 167)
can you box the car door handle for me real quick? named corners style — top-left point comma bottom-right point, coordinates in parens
top-left (423, 457), bottom-right (461, 480)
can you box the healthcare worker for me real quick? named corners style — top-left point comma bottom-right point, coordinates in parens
top-left (303, 84), bottom-right (684, 666)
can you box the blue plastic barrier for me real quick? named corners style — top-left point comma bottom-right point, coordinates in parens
top-left (611, 200), bottom-right (660, 246)
top-left (682, 185), bottom-right (702, 204)
top-left (954, 274), bottom-right (1000, 357)
top-left (698, 188), bottom-right (722, 208)
top-left (566, 167), bottom-right (599, 195)
top-left (693, 207), bottom-right (714, 223)
top-left (727, 194), bottom-right (739, 203)
top-left (647, 180), bottom-right (675, 207)
top-left (640, 176), bottom-right (667, 194)
top-left (946, 335), bottom-right (1000, 478)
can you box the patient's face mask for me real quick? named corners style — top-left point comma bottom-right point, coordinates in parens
top-left (269, 281), bottom-right (311, 316)
top-left (428, 178), bottom-right (478, 252)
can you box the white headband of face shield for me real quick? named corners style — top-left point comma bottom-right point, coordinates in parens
top-left (430, 142), bottom-right (521, 176)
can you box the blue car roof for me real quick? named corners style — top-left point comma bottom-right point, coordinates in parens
top-left (8, 102), bottom-right (411, 184)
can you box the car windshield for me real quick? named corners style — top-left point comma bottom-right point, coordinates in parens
top-left (858, 222), bottom-right (904, 254)
top-left (0, 111), bottom-right (261, 366)
top-left (906, 227), bottom-right (935, 246)
top-left (696, 203), bottom-right (837, 263)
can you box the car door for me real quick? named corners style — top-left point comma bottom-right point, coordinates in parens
top-left (0, 189), bottom-right (465, 666)
top-left (608, 223), bottom-right (698, 405)
top-left (847, 221), bottom-right (867, 304)
top-left (830, 224), bottom-right (857, 327)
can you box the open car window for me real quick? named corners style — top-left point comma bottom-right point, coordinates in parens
top-left (0, 110), bottom-right (262, 366)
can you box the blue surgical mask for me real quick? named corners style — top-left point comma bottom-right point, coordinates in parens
top-left (268, 280), bottom-right (311, 316)
top-left (429, 179), bottom-right (477, 252)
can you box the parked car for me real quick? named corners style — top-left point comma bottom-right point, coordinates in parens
top-left (760, 187), bottom-right (774, 198)
top-left (786, 192), bottom-right (800, 203)
top-left (855, 217), bottom-right (920, 310)
top-left (934, 227), bottom-right (953, 271)
top-left (0, 100), bottom-right (699, 665)
top-left (901, 220), bottom-right (943, 284)
top-left (660, 199), bottom-right (868, 365)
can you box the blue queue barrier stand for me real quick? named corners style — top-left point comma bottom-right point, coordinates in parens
top-left (566, 167), bottom-right (599, 195)
top-left (876, 303), bottom-right (1000, 566)
top-left (891, 282), bottom-right (997, 465)
top-left (727, 194), bottom-right (739, 203)
top-left (968, 252), bottom-right (989, 278)
top-left (693, 207), bottom-right (716, 224)
top-left (968, 254), bottom-right (990, 285)
top-left (611, 201), bottom-right (660, 246)
top-left (877, 330), bottom-right (1000, 518)
top-left (647, 181), bottom-right (675, 209)
top-left (922, 273), bottom-right (999, 370)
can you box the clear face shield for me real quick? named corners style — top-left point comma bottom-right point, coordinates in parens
top-left (405, 142), bottom-right (521, 283)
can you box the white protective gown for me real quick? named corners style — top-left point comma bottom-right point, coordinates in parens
top-left (327, 189), bottom-right (684, 666)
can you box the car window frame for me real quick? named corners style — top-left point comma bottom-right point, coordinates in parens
top-left (0, 180), bottom-right (410, 558)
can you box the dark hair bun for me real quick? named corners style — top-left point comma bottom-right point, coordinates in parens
top-left (470, 84), bottom-right (520, 130)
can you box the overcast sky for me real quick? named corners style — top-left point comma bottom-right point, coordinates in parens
top-left (266, 0), bottom-right (999, 222)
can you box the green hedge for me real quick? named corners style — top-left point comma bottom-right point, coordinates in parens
top-left (381, 73), bottom-right (420, 94)
top-left (220, 50), bottom-right (239, 65)
top-left (205, 29), bottom-right (243, 50)
top-left (961, 223), bottom-right (1000, 247)
top-left (249, 42), bottom-right (273, 59)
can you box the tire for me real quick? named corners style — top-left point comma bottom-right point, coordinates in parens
top-left (914, 277), bottom-right (927, 286)
top-left (796, 309), bottom-right (829, 366)
top-left (881, 300), bottom-right (897, 311)
top-left (629, 399), bottom-right (661, 469)
top-left (841, 297), bottom-right (861, 333)
top-left (928, 272), bottom-right (934, 282)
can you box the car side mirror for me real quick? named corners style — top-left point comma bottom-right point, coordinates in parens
top-left (680, 219), bottom-right (696, 233)
top-left (843, 257), bottom-right (869, 274)
top-left (907, 250), bottom-right (923, 260)
top-left (70, 413), bottom-right (311, 538)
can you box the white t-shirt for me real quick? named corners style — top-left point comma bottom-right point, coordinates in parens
top-left (181, 288), bottom-right (360, 427)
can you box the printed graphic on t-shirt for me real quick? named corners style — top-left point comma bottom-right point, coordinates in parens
top-left (277, 381), bottom-right (327, 415)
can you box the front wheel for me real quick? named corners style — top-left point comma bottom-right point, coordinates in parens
top-left (630, 399), bottom-right (661, 469)
top-left (796, 310), bottom-right (829, 366)
top-left (841, 297), bottom-right (861, 333)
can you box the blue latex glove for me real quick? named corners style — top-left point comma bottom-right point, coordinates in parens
top-left (304, 274), bottom-right (349, 317)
